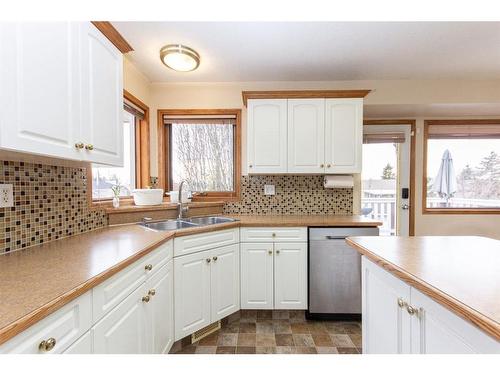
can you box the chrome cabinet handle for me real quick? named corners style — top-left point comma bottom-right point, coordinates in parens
top-left (249, 164), bottom-right (253, 168)
top-left (85, 144), bottom-right (94, 151)
top-left (148, 289), bottom-right (156, 296)
top-left (74, 142), bottom-right (84, 149)
top-left (39, 337), bottom-right (56, 352)
top-left (397, 298), bottom-right (405, 308)
top-left (206, 258), bottom-right (211, 263)
top-left (276, 250), bottom-right (280, 254)
top-left (320, 164), bottom-right (325, 168)
top-left (272, 233), bottom-right (276, 237)
top-left (145, 264), bottom-right (153, 271)
top-left (268, 250), bottom-right (273, 255)
top-left (407, 305), bottom-right (416, 315)
top-left (325, 235), bottom-right (347, 240)
top-left (327, 164), bottom-right (331, 168)
top-left (142, 295), bottom-right (151, 303)
top-left (212, 256), bottom-right (218, 261)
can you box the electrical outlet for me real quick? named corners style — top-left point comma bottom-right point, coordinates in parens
top-left (264, 184), bottom-right (275, 196)
top-left (0, 184), bottom-right (14, 208)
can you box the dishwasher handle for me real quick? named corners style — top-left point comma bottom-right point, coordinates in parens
top-left (325, 235), bottom-right (348, 240)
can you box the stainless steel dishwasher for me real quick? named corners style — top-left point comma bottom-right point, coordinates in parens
top-left (307, 227), bottom-right (379, 320)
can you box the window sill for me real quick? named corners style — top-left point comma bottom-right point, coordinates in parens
top-left (423, 207), bottom-right (500, 215)
top-left (103, 200), bottom-right (226, 214)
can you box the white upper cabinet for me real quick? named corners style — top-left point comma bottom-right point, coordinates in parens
top-left (325, 98), bottom-right (363, 173)
top-left (247, 99), bottom-right (288, 174)
top-left (246, 97), bottom-right (363, 174)
top-left (0, 23), bottom-right (82, 160)
top-left (80, 22), bottom-right (123, 166)
top-left (287, 99), bottom-right (325, 173)
top-left (0, 22), bottom-right (123, 166)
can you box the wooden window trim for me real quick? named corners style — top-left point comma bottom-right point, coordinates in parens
top-left (422, 119), bottom-right (500, 215)
top-left (157, 109), bottom-right (242, 202)
top-left (89, 90), bottom-right (150, 208)
top-left (363, 120), bottom-right (416, 236)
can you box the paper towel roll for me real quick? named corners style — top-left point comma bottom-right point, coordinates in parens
top-left (324, 175), bottom-right (354, 189)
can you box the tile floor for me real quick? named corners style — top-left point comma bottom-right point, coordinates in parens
top-left (171, 310), bottom-right (362, 354)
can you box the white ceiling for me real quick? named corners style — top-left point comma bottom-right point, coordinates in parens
top-left (113, 22), bottom-right (500, 83)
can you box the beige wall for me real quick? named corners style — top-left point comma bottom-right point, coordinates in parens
top-left (126, 70), bottom-right (500, 238)
top-left (123, 56), bottom-right (152, 105)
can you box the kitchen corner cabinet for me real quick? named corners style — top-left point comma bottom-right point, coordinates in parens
top-left (0, 22), bottom-right (123, 166)
top-left (240, 227), bottom-right (308, 310)
top-left (246, 97), bottom-right (362, 174)
top-left (362, 257), bottom-right (500, 354)
top-left (174, 243), bottom-right (240, 340)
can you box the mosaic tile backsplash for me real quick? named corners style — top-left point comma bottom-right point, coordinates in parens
top-left (224, 175), bottom-right (353, 215)
top-left (0, 161), bottom-right (107, 254)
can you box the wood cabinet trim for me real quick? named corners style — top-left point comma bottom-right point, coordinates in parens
top-left (91, 21), bottom-right (133, 53)
top-left (242, 90), bottom-right (371, 106)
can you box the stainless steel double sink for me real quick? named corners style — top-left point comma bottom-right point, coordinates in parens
top-left (139, 216), bottom-right (237, 231)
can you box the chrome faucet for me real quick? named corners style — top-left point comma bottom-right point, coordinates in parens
top-left (177, 180), bottom-right (189, 220)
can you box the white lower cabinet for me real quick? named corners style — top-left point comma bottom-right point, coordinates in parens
top-left (240, 241), bottom-right (307, 310)
top-left (63, 331), bottom-right (92, 354)
top-left (174, 243), bottom-right (240, 340)
top-left (274, 242), bottom-right (307, 309)
top-left (362, 256), bottom-right (411, 354)
top-left (147, 261), bottom-right (174, 354)
top-left (92, 285), bottom-right (149, 354)
top-left (0, 292), bottom-right (92, 354)
top-left (362, 257), bottom-right (500, 354)
top-left (240, 243), bottom-right (274, 309)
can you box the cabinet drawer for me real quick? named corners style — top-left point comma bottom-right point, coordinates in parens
top-left (0, 292), bottom-right (92, 354)
top-left (92, 240), bottom-right (172, 323)
top-left (174, 228), bottom-right (239, 257)
top-left (240, 227), bottom-right (307, 242)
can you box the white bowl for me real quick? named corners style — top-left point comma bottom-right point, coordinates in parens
top-left (132, 189), bottom-right (164, 206)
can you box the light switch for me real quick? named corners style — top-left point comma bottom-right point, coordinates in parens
top-left (264, 184), bottom-right (275, 195)
top-left (0, 184), bottom-right (14, 208)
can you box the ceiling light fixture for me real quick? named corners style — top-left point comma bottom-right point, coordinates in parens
top-left (159, 44), bottom-right (200, 72)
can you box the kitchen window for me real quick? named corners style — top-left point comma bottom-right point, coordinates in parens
top-left (91, 91), bottom-right (150, 202)
top-left (158, 109), bottom-right (241, 201)
top-left (423, 120), bottom-right (500, 213)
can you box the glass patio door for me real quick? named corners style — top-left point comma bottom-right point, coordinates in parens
top-left (361, 125), bottom-right (412, 236)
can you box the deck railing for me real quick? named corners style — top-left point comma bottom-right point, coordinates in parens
top-left (361, 197), bottom-right (396, 236)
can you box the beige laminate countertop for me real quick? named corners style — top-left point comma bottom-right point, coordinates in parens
top-left (346, 236), bottom-right (500, 341)
top-left (0, 214), bottom-right (380, 345)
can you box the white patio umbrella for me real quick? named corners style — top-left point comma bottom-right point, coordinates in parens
top-left (431, 149), bottom-right (457, 206)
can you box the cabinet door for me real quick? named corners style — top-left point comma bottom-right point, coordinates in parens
top-left (0, 292), bottom-right (91, 354)
top-left (247, 99), bottom-right (287, 174)
top-left (63, 331), bottom-right (92, 354)
top-left (92, 286), bottom-right (148, 354)
top-left (287, 99), bottom-right (325, 173)
top-left (0, 22), bottom-right (82, 160)
top-left (211, 244), bottom-right (240, 321)
top-left (80, 22), bottom-right (123, 166)
top-left (240, 243), bottom-right (274, 309)
top-left (324, 98), bottom-right (363, 173)
top-left (362, 257), bottom-right (411, 354)
top-left (274, 242), bottom-right (307, 309)
top-left (410, 288), bottom-right (500, 354)
top-left (174, 250), bottom-right (211, 340)
top-left (146, 261), bottom-right (174, 354)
